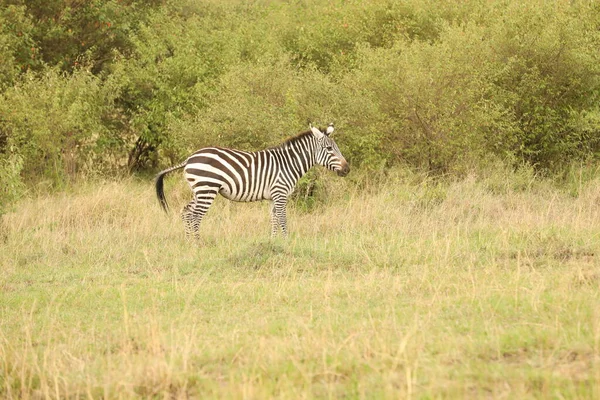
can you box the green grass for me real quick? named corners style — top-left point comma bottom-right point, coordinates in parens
top-left (1, 175), bottom-right (600, 398)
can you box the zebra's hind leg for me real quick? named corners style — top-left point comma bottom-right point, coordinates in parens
top-left (181, 201), bottom-right (199, 240)
top-left (180, 189), bottom-right (217, 240)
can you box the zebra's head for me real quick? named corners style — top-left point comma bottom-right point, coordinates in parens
top-left (310, 123), bottom-right (350, 177)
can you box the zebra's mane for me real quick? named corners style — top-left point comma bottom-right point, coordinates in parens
top-left (268, 130), bottom-right (314, 151)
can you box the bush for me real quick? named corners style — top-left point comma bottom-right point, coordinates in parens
top-left (0, 68), bottom-right (121, 187)
top-left (0, 151), bottom-right (25, 212)
top-left (0, 5), bottom-right (38, 89)
top-left (1, 0), bottom-right (600, 202)
top-left (339, 1), bottom-right (600, 173)
top-left (2, 0), bottom-right (163, 75)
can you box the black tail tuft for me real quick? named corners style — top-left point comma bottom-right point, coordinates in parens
top-left (155, 171), bottom-right (169, 213)
top-left (154, 162), bottom-right (186, 213)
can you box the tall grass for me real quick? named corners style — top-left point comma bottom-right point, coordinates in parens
top-left (1, 172), bottom-right (599, 398)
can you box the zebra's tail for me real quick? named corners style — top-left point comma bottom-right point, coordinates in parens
top-left (155, 161), bottom-right (187, 213)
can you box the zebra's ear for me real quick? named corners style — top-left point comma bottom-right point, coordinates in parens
top-left (309, 123), bottom-right (324, 139)
top-left (325, 123), bottom-right (334, 136)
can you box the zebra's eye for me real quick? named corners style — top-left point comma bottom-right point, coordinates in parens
top-left (326, 146), bottom-right (333, 151)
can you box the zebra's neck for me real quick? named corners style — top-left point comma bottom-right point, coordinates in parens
top-left (264, 132), bottom-right (317, 182)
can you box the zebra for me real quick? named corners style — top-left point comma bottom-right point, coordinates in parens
top-left (155, 123), bottom-right (350, 238)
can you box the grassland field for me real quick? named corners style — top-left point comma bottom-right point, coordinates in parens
top-left (1, 169), bottom-right (600, 399)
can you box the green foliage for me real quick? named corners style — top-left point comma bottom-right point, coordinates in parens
top-left (336, 1), bottom-right (600, 173)
top-left (1, 0), bottom-right (600, 202)
top-left (0, 150), bottom-right (25, 212)
top-left (108, 7), bottom-right (236, 171)
top-left (484, 2), bottom-right (600, 169)
top-left (0, 5), bottom-right (38, 88)
top-left (0, 68), bottom-right (121, 186)
top-left (291, 170), bottom-right (327, 213)
top-left (3, 0), bottom-right (162, 74)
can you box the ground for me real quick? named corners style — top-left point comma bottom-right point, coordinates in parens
top-left (1, 174), bottom-right (599, 398)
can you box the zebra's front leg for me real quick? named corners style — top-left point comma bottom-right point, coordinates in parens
top-left (271, 197), bottom-right (289, 238)
top-left (270, 202), bottom-right (279, 237)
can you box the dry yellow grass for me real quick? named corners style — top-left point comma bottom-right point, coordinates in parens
top-left (1, 172), bottom-right (600, 398)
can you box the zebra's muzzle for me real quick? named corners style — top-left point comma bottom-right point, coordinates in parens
top-left (337, 163), bottom-right (350, 177)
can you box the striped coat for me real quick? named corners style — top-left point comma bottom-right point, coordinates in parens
top-left (155, 124), bottom-right (349, 238)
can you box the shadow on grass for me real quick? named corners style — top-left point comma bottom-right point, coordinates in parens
top-left (227, 240), bottom-right (291, 270)
top-left (225, 238), bottom-right (367, 273)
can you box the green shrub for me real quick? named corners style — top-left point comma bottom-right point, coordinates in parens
top-left (339, 1), bottom-right (600, 174)
top-left (484, 2), bottom-right (600, 170)
top-left (0, 68), bottom-right (120, 187)
top-left (0, 150), bottom-right (25, 212)
top-left (0, 5), bottom-right (38, 89)
top-left (341, 25), bottom-right (495, 174)
top-left (2, 0), bottom-right (163, 75)
top-left (1, 0), bottom-right (600, 202)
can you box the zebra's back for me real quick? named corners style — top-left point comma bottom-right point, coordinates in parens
top-left (184, 147), bottom-right (278, 202)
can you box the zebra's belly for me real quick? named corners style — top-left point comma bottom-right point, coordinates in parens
top-left (219, 187), bottom-right (271, 202)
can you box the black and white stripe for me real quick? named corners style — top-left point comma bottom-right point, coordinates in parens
top-left (155, 124), bottom-right (350, 238)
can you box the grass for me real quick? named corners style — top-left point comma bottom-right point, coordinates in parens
top-left (1, 171), bottom-right (600, 399)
